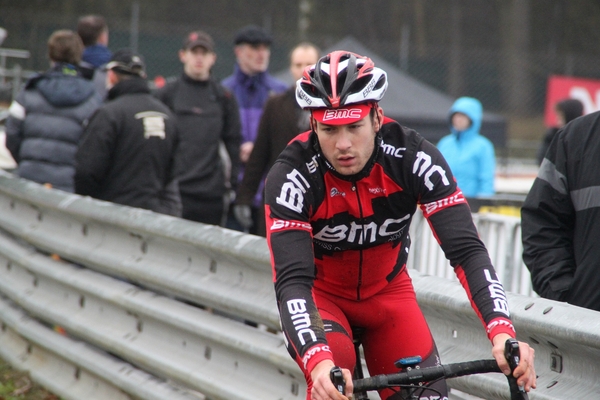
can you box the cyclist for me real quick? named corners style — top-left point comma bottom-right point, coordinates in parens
top-left (264, 51), bottom-right (536, 400)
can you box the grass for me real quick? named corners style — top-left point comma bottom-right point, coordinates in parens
top-left (0, 358), bottom-right (60, 400)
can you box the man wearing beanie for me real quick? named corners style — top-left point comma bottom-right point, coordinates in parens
top-left (221, 25), bottom-right (287, 233)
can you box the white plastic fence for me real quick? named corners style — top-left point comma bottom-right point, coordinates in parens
top-left (408, 211), bottom-right (537, 297)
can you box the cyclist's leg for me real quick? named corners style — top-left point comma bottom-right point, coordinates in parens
top-left (359, 270), bottom-right (449, 400)
top-left (317, 295), bottom-right (357, 369)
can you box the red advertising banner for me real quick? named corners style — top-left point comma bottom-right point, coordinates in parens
top-left (545, 75), bottom-right (600, 127)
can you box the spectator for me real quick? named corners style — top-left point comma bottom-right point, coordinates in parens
top-left (154, 30), bottom-right (241, 225)
top-left (522, 110), bottom-right (600, 311)
top-left (221, 24), bottom-right (287, 233)
top-left (437, 96), bottom-right (495, 198)
top-left (233, 42), bottom-right (319, 236)
top-left (5, 29), bottom-right (101, 192)
top-left (75, 49), bottom-right (180, 216)
top-left (77, 14), bottom-right (111, 98)
top-left (536, 98), bottom-right (583, 165)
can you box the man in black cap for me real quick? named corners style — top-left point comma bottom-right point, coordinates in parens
top-left (75, 48), bottom-right (181, 216)
top-left (154, 30), bottom-right (241, 226)
top-left (221, 25), bottom-right (287, 233)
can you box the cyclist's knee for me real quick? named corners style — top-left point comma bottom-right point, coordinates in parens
top-left (323, 319), bottom-right (356, 369)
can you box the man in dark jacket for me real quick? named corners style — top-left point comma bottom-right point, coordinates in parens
top-left (75, 49), bottom-right (181, 216)
top-left (154, 30), bottom-right (241, 225)
top-left (5, 29), bottom-right (102, 192)
top-left (221, 25), bottom-right (287, 232)
top-left (522, 109), bottom-right (600, 311)
top-left (233, 42), bottom-right (319, 236)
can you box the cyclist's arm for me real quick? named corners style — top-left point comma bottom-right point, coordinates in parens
top-left (424, 199), bottom-right (516, 340)
top-left (264, 159), bottom-right (334, 375)
top-left (408, 140), bottom-right (535, 392)
top-left (410, 139), bottom-right (515, 341)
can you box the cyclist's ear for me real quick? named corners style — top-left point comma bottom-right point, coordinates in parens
top-left (372, 105), bottom-right (384, 132)
top-left (309, 110), bottom-right (316, 132)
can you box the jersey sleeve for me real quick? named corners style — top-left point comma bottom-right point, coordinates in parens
top-left (264, 159), bottom-right (333, 374)
top-left (409, 138), bottom-right (515, 341)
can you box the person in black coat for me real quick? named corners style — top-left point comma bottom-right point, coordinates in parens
top-left (523, 108), bottom-right (600, 311)
top-left (154, 30), bottom-right (241, 226)
top-left (536, 98), bottom-right (583, 165)
top-left (75, 49), bottom-right (181, 216)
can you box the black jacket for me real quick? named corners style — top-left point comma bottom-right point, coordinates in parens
top-left (522, 110), bottom-right (600, 310)
top-left (75, 77), bottom-right (180, 216)
top-left (236, 86), bottom-right (309, 206)
top-left (236, 86), bottom-right (309, 235)
top-left (154, 73), bottom-right (241, 200)
top-left (5, 63), bottom-right (102, 192)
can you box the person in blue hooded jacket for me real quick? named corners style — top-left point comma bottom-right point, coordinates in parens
top-left (437, 96), bottom-right (495, 198)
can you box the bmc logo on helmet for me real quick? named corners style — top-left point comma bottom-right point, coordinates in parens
top-left (323, 108), bottom-right (362, 121)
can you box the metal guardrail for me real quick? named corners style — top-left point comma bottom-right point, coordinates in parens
top-left (0, 170), bottom-right (598, 399)
top-left (0, 228), bottom-right (302, 400)
top-left (0, 171), bottom-right (279, 330)
top-left (0, 296), bottom-right (203, 400)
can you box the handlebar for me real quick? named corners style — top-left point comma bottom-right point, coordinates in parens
top-left (331, 338), bottom-right (529, 399)
top-left (350, 359), bottom-right (500, 393)
top-left (330, 365), bottom-right (345, 394)
top-left (505, 338), bottom-right (530, 400)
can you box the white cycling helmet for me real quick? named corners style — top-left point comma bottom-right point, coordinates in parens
top-left (296, 50), bottom-right (388, 109)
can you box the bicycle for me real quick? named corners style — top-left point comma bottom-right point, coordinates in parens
top-left (331, 337), bottom-right (529, 400)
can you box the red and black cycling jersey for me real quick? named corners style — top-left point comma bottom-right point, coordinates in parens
top-left (264, 118), bottom-right (515, 374)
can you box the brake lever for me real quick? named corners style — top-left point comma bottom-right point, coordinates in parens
top-left (504, 338), bottom-right (529, 400)
top-left (330, 366), bottom-right (345, 394)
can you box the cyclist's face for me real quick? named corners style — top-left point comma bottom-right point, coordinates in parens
top-left (314, 107), bottom-right (383, 175)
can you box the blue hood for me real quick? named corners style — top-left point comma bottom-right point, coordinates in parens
top-left (448, 97), bottom-right (482, 139)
